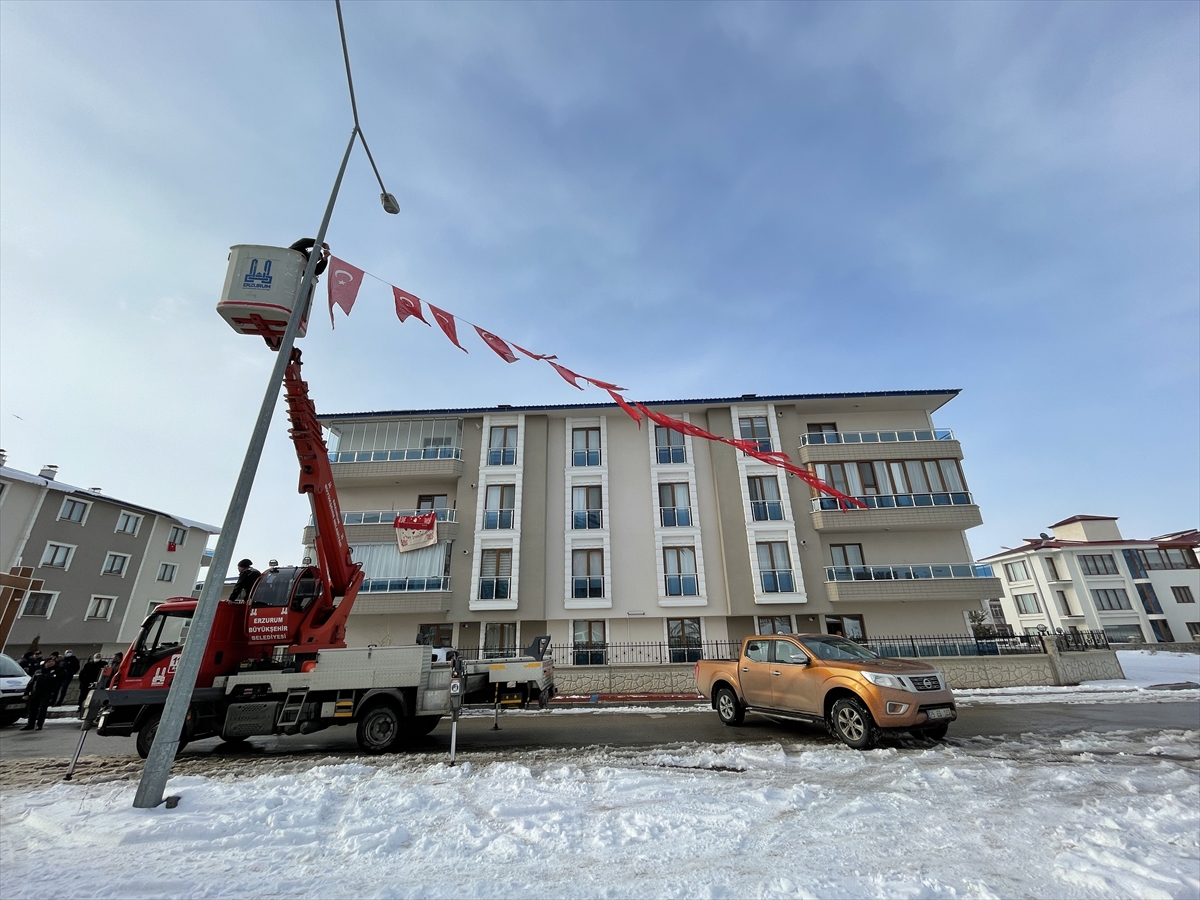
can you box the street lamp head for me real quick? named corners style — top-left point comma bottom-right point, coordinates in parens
top-left (381, 192), bottom-right (400, 215)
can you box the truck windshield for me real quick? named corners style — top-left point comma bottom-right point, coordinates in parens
top-left (799, 637), bottom-right (877, 661)
top-left (251, 569), bottom-right (295, 607)
top-left (137, 611), bottom-right (191, 656)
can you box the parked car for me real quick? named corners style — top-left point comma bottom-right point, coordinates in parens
top-left (695, 634), bottom-right (957, 749)
top-left (0, 653), bottom-right (31, 727)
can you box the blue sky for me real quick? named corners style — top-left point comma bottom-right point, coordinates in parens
top-left (1, 1), bottom-right (1196, 574)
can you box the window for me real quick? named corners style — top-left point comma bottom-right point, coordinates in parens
top-left (103, 553), bottom-right (130, 576)
top-left (488, 426), bottom-right (518, 466)
top-left (756, 542), bottom-right (794, 593)
top-left (988, 599), bottom-right (1007, 623)
top-left (168, 526), bottom-right (187, 547)
top-left (58, 498), bottom-right (88, 523)
top-left (655, 426), bottom-right (686, 464)
top-left (1045, 557), bottom-right (1062, 581)
top-left (571, 486), bottom-right (603, 529)
top-left (830, 544), bottom-right (864, 568)
top-left (478, 549), bottom-right (512, 600)
top-left (824, 614), bottom-right (865, 640)
top-left (1014, 593), bottom-right (1041, 614)
top-left (483, 622), bottom-right (516, 659)
top-left (807, 423), bottom-right (838, 439)
top-left (748, 476), bottom-right (783, 521)
top-left (744, 639), bottom-right (769, 662)
top-left (572, 549), bottom-right (604, 598)
top-left (1149, 620), bottom-right (1175, 643)
top-left (1104, 624), bottom-right (1144, 643)
top-left (1054, 590), bottom-right (1073, 616)
top-left (757, 615), bottom-right (792, 635)
top-left (484, 485), bottom-right (515, 529)
top-left (115, 511), bottom-right (142, 535)
top-left (40, 542), bottom-right (73, 569)
top-left (663, 547), bottom-right (698, 596)
top-left (1134, 583), bottom-right (1163, 614)
top-left (1092, 588), bottom-right (1132, 611)
top-left (20, 591), bottom-right (54, 617)
top-left (659, 482), bottom-right (691, 527)
top-left (157, 563), bottom-right (177, 583)
top-left (1172, 586), bottom-right (1196, 604)
top-left (86, 596), bottom-right (116, 620)
top-left (738, 416), bottom-right (772, 452)
top-left (572, 428), bottom-right (601, 467)
top-left (1129, 547), bottom-right (1200, 571)
top-left (1078, 554), bottom-right (1119, 576)
top-left (418, 495), bottom-right (448, 512)
top-left (1187, 623), bottom-right (1200, 639)
top-left (811, 458), bottom-right (968, 503)
top-left (331, 418), bottom-right (463, 461)
top-left (1004, 561), bottom-right (1030, 582)
top-left (667, 617), bottom-right (702, 663)
top-left (573, 619), bottom-right (606, 665)
top-left (418, 624), bottom-right (454, 647)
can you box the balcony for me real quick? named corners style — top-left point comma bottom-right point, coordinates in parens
top-left (572, 449), bottom-right (602, 467)
top-left (810, 492), bottom-right (982, 533)
top-left (759, 569), bottom-right (796, 593)
top-left (659, 507), bottom-right (693, 527)
top-left (571, 510), bottom-right (604, 530)
top-left (664, 574), bottom-right (699, 596)
top-left (572, 576), bottom-right (605, 599)
top-left (328, 447), bottom-right (464, 483)
top-left (798, 429), bottom-right (961, 464)
top-left (477, 577), bottom-right (511, 601)
top-left (486, 448), bottom-right (517, 466)
top-left (750, 500), bottom-right (784, 522)
top-left (302, 509), bottom-right (458, 545)
top-left (483, 509), bottom-right (514, 530)
top-left (351, 576), bottom-right (452, 615)
top-left (822, 564), bottom-right (1003, 604)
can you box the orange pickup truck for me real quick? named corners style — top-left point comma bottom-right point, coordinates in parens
top-left (695, 634), bottom-right (957, 749)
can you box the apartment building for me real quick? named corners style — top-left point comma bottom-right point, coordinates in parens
top-left (309, 389), bottom-right (1001, 659)
top-left (0, 459), bottom-right (219, 657)
top-left (981, 516), bottom-right (1199, 644)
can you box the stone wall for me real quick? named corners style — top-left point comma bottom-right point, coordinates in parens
top-left (555, 664), bottom-right (699, 695)
top-left (1052, 649), bottom-right (1125, 684)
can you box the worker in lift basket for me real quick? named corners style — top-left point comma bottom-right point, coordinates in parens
top-left (229, 559), bottom-right (261, 603)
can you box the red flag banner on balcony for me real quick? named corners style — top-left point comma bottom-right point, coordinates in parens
top-left (607, 390), bottom-right (642, 426)
top-left (548, 360), bottom-right (585, 390)
top-left (394, 512), bottom-right (438, 553)
top-left (474, 326), bottom-right (519, 363)
top-left (327, 257), bottom-right (365, 327)
top-left (428, 304), bottom-right (468, 353)
top-left (393, 287), bottom-right (429, 325)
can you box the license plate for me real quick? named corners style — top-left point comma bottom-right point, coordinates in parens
top-left (927, 707), bottom-right (953, 720)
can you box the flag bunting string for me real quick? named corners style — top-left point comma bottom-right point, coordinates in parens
top-left (324, 254), bottom-right (866, 509)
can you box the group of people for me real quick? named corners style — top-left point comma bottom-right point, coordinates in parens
top-left (17, 648), bottom-right (119, 731)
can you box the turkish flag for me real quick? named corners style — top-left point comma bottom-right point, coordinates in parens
top-left (513, 344), bottom-right (557, 361)
top-left (585, 376), bottom-right (626, 391)
top-left (607, 390), bottom-right (642, 426)
top-left (548, 360), bottom-right (585, 389)
top-left (474, 326), bottom-right (519, 363)
top-left (393, 287), bottom-right (429, 325)
top-left (428, 304), bottom-right (468, 352)
top-left (327, 257), bottom-right (365, 327)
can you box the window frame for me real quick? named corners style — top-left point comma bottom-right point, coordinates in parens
top-left (483, 484), bottom-right (516, 530)
top-left (478, 548), bottom-right (514, 600)
top-left (487, 425), bottom-right (519, 466)
top-left (19, 590), bottom-right (57, 618)
top-left (756, 615), bottom-right (793, 635)
top-left (738, 416), bottom-right (772, 453)
top-left (747, 475), bottom-right (784, 522)
top-left (1171, 585), bottom-right (1195, 604)
top-left (58, 497), bottom-right (91, 525)
top-left (115, 511), bottom-right (143, 535)
top-left (1091, 588), bottom-right (1132, 611)
top-left (1004, 560), bottom-right (1030, 583)
top-left (156, 562), bottom-right (178, 583)
top-left (167, 525), bottom-right (187, 547)
top-left (86, 595), bottom-right (118, 621)
top-left (1078, 554), bottom-right (1119, 576)
top-left (1013, 592), bottom-right (1041, 615)
top-left (663, 546), bottom-right (699, 596)
top-left (654, 426), bottom-right (687, 464)
top-left (40, 541), bottom-right (76, 570)
top-left (571, 485), bottom-right (604, 530)
top-left (571, 548), bottom-right (605, 598)
top-left (658, 482), bottom-right (692, 527)
top-left (756, 540), bottom-right (794, 593)
top-left (571, 427), bottom-right (602, 467)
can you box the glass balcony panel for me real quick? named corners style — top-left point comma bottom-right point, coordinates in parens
top-left (894, 566), bottom-right (915, 579)
top-left (898, 431), bottom-right (915, 442)
top-left (843, 432), bottom-right (861, 443)
top-left (682, 575), bottom-right (698, 595)
top-left (894, 494), bottom-right (914, 507)
top-left (852, 566), bottom-right (871, 581)
top-left (871, 567), bottom-right (894, 580)
top-left (660, 508), bottom-right (677, 527)
top-left (873, 495), bottom-right (893, 507)
top-left (914, 494), bottom-right (934, 506)
top-left (915, 430), bottom-right (933, 441)
top-left (951, 492), bottom-right (971, 505)
top-left (931, 565), bottom-right (953, 578)
top-left (777, 571), bottom-right (795, 592)
top-left (345, 513), bottom-right (364, 525)
top-left (830, 566), bottom-right (852, 581)
top-left (676, 508), bottom-right (692, 527)
top-left (666, 575), bottom-right (681, 595)
top-left (974, 564), bottom-right (994, 577)
top-left (932, 493), bottom-right (951, 505)
top-left (935, 429), bottom-right (952, 440)
top-left (761, 572), bottom-right (778, 592)
top-left (912, 566), bottom-right (933, 579)
top-left (951, 565), bottom-right (973, 578)
top-left (880, 432), bottom-right (897, 442)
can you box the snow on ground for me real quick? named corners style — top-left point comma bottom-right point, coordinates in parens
top-left (2, 729), bottom-right (1198, 900)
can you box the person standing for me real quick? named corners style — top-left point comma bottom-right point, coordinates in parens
top-left (229, 559), bottom-right (261, 603)
top-left (57, 649), bottom-right (81, 706)
top-left (21, 658), bottom-right (66, 731)
top-left (76, 653), bottom-right (105, 715)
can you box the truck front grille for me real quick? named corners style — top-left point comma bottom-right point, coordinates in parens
top-left (910, 675), bottom-right (941, 691)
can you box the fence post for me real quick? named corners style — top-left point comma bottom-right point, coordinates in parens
top-left (1040, 634), bottom-right (1066, 685)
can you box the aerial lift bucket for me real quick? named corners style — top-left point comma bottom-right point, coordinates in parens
top-left (217, 244), bottom-right (315, 349)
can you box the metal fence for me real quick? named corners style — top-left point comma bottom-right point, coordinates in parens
top-left (857, 633), bottom-right (1046, 658)
top-left (547, 641), bottom-right (741, 666)
top-left (1051, 630), bottom-right (1110, 652)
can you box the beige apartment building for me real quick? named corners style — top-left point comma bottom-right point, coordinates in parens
top-left (309, 390), bottom-right (1003, 659)
top-left (982, 516), bottom-right (1199, 644)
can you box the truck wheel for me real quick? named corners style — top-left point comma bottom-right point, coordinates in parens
top-left (715, 687), bottom-right (745, 726)
top-left (356, 704), bottom-right (401, 754)
top-left (0, 710), bottom-right (21, 728)
top-left (830, 697), bottom-right (879, 750)
top-left (135, 714), bottom-right (189, 760)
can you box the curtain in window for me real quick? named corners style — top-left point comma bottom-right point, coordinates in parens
top-left (350, 542), bottom-right (448, 579)
top-left (904, 460), bottom-right (929, 493)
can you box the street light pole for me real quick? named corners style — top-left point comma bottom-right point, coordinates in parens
top-left (133, 129), bottom-right (359, 809)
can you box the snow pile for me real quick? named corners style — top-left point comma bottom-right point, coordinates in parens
top-left (3, 731), bottom-right (1197, 899)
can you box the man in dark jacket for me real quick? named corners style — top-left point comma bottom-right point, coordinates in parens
top-left (21, 658), bottom-right (66, 730)
top-left (57, 649), bottom-right (81, 705)
top-left (229, 559), bottom-right (261, 603)
top-left (76, 653), bottom-right (105, 715)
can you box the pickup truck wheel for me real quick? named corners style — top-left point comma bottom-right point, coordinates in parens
top-left (356, 704), bottom-right (401, 754)
top-left (830, 697), bottom-right (879, 750)
top-left (715, 687), bottom-right (745, 726)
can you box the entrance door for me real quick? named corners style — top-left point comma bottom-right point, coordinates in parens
top-left (770, 639), bottom-right (819, 714)
top-left (739, 638), bottom-right (773, 707)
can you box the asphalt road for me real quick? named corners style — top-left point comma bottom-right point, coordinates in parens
top-left (2, 701), bottom-right (1197, 763)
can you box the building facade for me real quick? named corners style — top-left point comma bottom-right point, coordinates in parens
top-left (981, 516), bottom-right (1199, 644)
top-left (0, 460), bottom-right (219, 657)
top-left (311, 389), bottom-right (1002, 659)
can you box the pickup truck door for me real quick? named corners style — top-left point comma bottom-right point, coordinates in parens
top-left (770, 639), bottom-right (820, 715)
top-left (739, 639), bottom-right (773, 707)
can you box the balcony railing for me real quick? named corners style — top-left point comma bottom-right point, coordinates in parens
top-left (572, 576), bottom-right (605, 599)
top-left (361, 576), bottom-right (450, 593)
top-left (660, 507), bottom-right (693, 527)
top-left (477, 577), bottom-right (511, 600)
top-left (751, 500), bottom-right (784, 521)
top-left (572, 449), bottom-right (602, 467)
top-left (571, 510), bottom-right (604, 530)
top-left (825, 563), bottom-right (994, 582)
top-left (483, 509), bottom-right (514, 529)
top-left (760, 569), bottom-right (795, 593)
top-left (656, 446), bottom-right (686, 464)
top-left (665, 574), bottom-right (699, 596)
top-left (487, 448), bottom-right (517, 466)
top-left (800, 429), bottom-right (954, 446)
top-left (312, 509), bottom-right (456, 526)
top-left (330, 447), bottom-right (463, 463)
top-left (812, 491), bottom-right (973, 511)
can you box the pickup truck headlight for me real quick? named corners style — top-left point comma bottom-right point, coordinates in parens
top-left (861, 671), bottom-right (905, 690)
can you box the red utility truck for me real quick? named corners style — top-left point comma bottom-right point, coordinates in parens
top-left (90, 350), bottom-right (553, 757)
